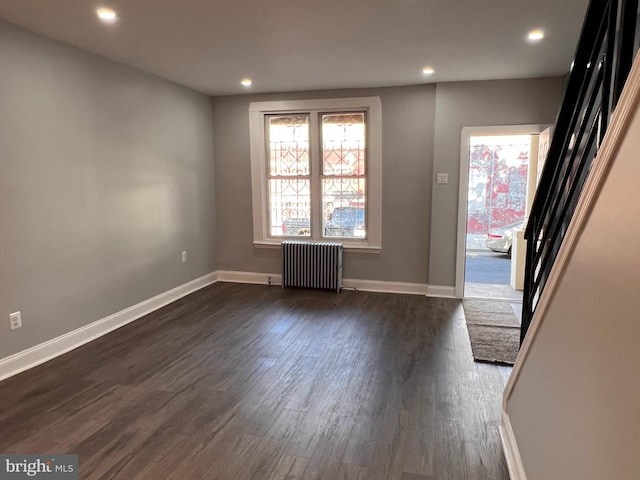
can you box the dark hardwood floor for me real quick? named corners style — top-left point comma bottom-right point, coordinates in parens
top-left (0, 282), bottom-right (511, 479)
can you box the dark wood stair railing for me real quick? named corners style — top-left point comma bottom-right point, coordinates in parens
top-left (521, 0), bottom-right (639, 344)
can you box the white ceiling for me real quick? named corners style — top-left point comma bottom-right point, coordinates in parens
top-left (0, 0), bottom-right (589, 96)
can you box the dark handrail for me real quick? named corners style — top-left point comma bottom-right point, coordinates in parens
top-left (521, 0), bottom-right (639, 344)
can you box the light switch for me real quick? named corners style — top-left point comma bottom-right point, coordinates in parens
top-left (436, 173), bottom-right (448, 184)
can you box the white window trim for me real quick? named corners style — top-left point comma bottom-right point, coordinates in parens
top-left (249, 97), bottom-right (382, 252)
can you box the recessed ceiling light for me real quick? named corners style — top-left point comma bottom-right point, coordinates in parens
top-left (241, 78), bottom-right (252, 87)
top-left (528, 29), bottom-right (545, 41)
top-left (422, 67), bottom-right (435, 75)
top-left (96, 7), bottom-right (117, 23)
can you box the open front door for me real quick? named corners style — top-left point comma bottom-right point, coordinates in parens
top-left (455, 125), bottom-right (549, 300)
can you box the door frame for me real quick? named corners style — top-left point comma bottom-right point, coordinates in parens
top-left (455, 124), bottom-right (549, 298)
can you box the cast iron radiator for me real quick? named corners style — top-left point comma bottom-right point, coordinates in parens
top-left (281, 241), bottom-right (343, 292)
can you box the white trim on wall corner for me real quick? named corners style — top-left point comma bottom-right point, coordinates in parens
top-left (0, 272), bottom-right (217, 382)
top-left (500, 411), bottom-right (528, 480)
top-left (426, 285), bottom-right (456, 298)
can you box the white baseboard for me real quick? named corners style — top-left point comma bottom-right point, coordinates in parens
top-left (216, 270), bottom-right (428, 295)
top-left (216, 270), bottom-right (282, 285)
top-left (500, 411), bottom-right (527, 480)
top-left (0, 272), bottom-right (217, 382)
top-left (426, 285), bottom-right (457, 298)
top-left (0, 270), bottom-right (447, 382)
top-left (342, 278), bottom-right (428, 295)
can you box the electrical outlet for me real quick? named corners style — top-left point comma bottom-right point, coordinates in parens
top-left (9, 311), bottom-right (22, 331)
top-left (182, 251), bottom-right (187, 262)
top-left (436, 173), bottom-right (448, 184)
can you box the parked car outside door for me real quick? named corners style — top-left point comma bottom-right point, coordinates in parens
top-left (486, 220), bottom-right (524, 257)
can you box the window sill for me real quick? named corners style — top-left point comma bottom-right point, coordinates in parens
top-left (253, 240), bottom-right (381, 254)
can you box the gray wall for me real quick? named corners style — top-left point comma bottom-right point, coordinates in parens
top-left (0, 18), bottom-right (566, 362)
top-left (213, 79), bottom-right (564, 287)
top-left (429, 78), bottom-right (564, 287)
top-left (212, 86), bottom-right (436, 284)
top-left (0, 21), bottom-right (216, 358)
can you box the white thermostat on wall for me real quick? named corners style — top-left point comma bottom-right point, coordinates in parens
top-left (436, 173), bottom-right (448, 184)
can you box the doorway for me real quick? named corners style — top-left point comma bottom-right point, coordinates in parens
top-left (455, 125), bottom-right (548, 303)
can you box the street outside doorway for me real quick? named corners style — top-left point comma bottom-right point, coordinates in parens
top-left (465, 233), bottom-right (523, 302)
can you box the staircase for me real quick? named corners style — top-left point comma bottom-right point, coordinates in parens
top-left (521, 0), bottom-right (639, 343)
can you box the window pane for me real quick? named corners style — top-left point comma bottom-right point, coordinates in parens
top-left (322, 178), bottom-right (366, 238)
top-left (322, 113), bottom-right (365, 176)
top-left (269, 179), bottom-right (310, 236)
top-left (268, 115), bottom-right (309, 176)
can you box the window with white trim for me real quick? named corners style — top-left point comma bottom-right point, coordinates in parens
top-left (249, 97), bottom-right (382, 251)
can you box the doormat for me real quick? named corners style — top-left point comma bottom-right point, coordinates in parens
top-left (462, 299), bottom-right (521, 365)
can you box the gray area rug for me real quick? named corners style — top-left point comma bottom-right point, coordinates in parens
top-left (462, 299), bottom-right (521, 365)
